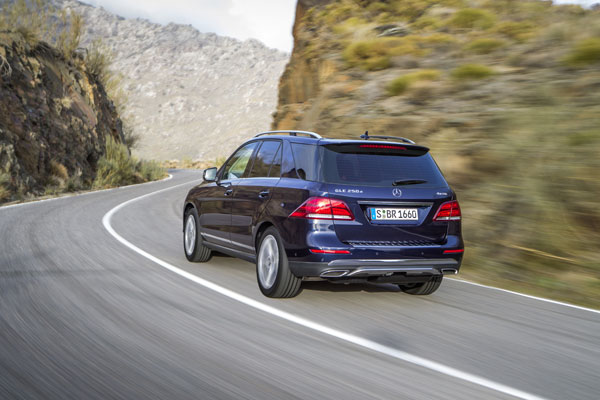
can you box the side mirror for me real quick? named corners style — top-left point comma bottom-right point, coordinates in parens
top-left (203, 167), bottom-right (217, 182)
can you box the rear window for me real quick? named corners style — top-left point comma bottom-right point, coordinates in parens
top-left (321, 143), bottom-right (447, 187)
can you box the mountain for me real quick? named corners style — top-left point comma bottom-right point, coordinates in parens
top-left (273, 0), bottom-right (600, 306)
top-left (57, 0), bottom-right (289, 162)
top-left (0, 31), bottom-right (123, 202)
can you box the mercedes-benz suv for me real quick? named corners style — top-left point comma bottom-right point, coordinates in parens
top-left (183, 131), bottom-right (463, 298)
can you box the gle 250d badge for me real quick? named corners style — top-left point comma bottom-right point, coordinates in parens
top-left (392, 188), bottom-right (402, 197)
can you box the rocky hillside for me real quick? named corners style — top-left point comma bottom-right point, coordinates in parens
top-left (274, 0), bottom-right (600, 306)
top-left (57, 0), bottom-right (289, 162)
top-left (0, 31), bottom-right (123, 202)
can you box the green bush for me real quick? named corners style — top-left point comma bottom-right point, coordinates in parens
top-left (386, 69), bottom-right (441, 96)
top-left (465, 38), bottom-right (506, 54)
top-left (93, 136), bottom-right (166, 189)
top-left (449, 8), bottom-right (495, 30)
top-left (451, 63), bottom-right (494, 80)
top-left (563, 38), bottom-right (600, 66)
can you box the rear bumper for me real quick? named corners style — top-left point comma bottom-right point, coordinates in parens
top-left (289, 257), bottom-right (460, 281)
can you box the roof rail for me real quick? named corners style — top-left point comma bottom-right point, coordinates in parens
top-left (360, 131), bottom-right (415, 145)
top-left (254, 130), bottom-right (322, 139)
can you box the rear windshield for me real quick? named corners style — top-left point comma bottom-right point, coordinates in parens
top-left (320, 143), bottom-right (447, 187)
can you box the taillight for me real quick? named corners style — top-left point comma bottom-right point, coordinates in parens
top-left (433, 200), bottom-right (461, 221)
top-left (310, 249), bottom-right (351, 254)
top-left (289, 197), bottom-right (354, 220)
top-left (443, 249), bottom-right (464, 254)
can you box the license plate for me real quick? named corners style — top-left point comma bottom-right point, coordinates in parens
top-left (370, 208), bottom-right (418, 221)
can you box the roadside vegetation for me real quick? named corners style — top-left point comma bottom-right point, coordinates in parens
top-left (283, 0), bottom-right (600, 307)
top-left (93, 137), bottom-right (166, 189)
top-left (0, 0), bottom-right (165, 203)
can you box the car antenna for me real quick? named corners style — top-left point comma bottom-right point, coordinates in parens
top-left (360, 130), bottom-right (369, 140)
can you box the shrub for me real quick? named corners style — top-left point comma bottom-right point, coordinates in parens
top-left (386, 69), bottom-right (441, 96)
top-left (451, 63), bottom-right (494, 80)
top-left (93, 136), bottom-right (139, 188)
top-left (85, 39), bottom-right (113, 80)
top-left (138, 160), bottom-right (166, 182)
top-left (93, 136), bottom-right (166, 189)
top-left (465, 38), bottom-right (505, 54)
top-left (387, 76), bottom-right (412, 95)
top-left (449, 8), bottom-right (495, 30)
top-left (563, 38), bottom-right (600, 67)
top-left (494, 21), bottom-right (536, 42)
top-left (49, 160), bottom-right (68, 182)
top-left (343, 37), bottom-right (422, 70)
top-left (0, 172), bottom-right (10, 202)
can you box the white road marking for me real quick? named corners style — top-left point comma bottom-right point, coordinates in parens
top-left (103, 181), bottom-right (551, 400)
top-left (448, 278), bottom-right (600, 315)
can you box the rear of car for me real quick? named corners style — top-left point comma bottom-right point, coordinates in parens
top-left (183, 131), bottom-right (463, 298)
top-left (279, 139), bottom-right (463, 293)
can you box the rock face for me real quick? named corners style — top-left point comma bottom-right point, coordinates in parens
top-left (0, 32), bottom-right (123, 201)
top-left (58, 0), bottom-right (289, 162)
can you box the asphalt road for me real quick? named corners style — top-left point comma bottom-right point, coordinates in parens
top-left (1, 170), bottom-right (598, 400)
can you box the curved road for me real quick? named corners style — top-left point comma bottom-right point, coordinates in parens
top-left (1, 170), bottom-right (598, 400)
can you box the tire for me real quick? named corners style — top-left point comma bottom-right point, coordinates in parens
top-left (256, 227), bottom-right (301, 298)
top-left (399, 275), bottom-right (443, 295)
top-left (183, 208), bottom-right (212, 262)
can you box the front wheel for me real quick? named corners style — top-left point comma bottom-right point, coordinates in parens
top-left (256, 227), bottom-right (301, 298)
top-left (183, 208), bottom-right (212, 262)
top-left (399, 275), bottom-right (443, 295)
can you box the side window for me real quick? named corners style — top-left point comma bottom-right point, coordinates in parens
top-left (281, 141), bottom-right (297, 178)
top-left (268, 144), bottom-right (282, 177)
top-left (221, 142), bottom-right (259, 180)
top-left (248, 140), bottom-right (281, 178)
top-left (290, 143), bottom-right (319, 181)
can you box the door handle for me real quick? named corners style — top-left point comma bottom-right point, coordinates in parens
top-left (258, 190), bottom-right (270, 198)
top-left (224, 189), bottom-right (233, 196)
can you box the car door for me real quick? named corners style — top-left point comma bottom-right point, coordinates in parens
top-left (230, 140), bottom-right (282, 253)
top-left (198, 141), bottom-right (259, 247)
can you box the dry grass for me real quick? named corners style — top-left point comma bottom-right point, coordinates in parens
top-left (386, 69), bottom-right (441, 96)
top-left (451, 63), bottom-right (494, 80)
top-left (563, 38), bottom-right (600, 67)
top-left (0, 173), bottom-right (10, 202)
top-left (0, 0), bottom-right (82, 59)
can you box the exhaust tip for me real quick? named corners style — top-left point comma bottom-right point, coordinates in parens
top-left (441, 268), bottom-right (458, 275)
top-left (320, 270), bottom-right (349, 278)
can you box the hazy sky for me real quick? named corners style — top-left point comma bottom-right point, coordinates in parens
top-left (80, 0), bottom-right (596, 53)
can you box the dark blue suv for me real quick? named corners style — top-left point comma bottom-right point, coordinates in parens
top-left (183, 131), bottom-right (463, 298)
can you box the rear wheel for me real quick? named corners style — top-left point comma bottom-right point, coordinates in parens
top-left (184, 208), bottom-right (212, 262)
top-left (256, 227), bottom-right (301, 298)
top-left (399, 275), bottom-right (443, 295)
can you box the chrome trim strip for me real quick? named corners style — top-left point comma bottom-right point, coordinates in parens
top-left (202, 232), bottom-right (231, 244)
top-left (357, 201), bottom-right (433, 207)
top-left (346, 267), bottom-right (436, 277)
top-left (201, 232), bottom-right (255, 251)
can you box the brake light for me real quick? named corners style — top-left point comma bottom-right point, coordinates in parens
top-left (443, 249), bottom-right (464, 254)
top-left (289, 197), bottom-right (354, 220)
top-left (359, 144), bottom-right (406, 150)
top-left (310, 249), bottom-right (351, 254)
top-left (433, 200), bottom-right (461, 221)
